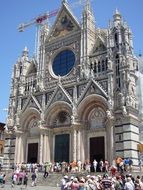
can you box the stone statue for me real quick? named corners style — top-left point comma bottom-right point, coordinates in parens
top-left (106, 109), bottom-right (113, 119)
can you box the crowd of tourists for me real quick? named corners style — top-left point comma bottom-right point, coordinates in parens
top-left (60, 173), bottom-right (143, 190)
top-left (0, 156), bottom-right (141, 189)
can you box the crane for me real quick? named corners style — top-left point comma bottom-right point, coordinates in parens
top-left (18, 9), bottom-right (59, 32)
top-left (18, 0), bottom-right (93, 63)
top-left (18, 0), bottom-right (92, 32)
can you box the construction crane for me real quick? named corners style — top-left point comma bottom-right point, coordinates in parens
top-left (18, 0), bottom-right (93, 62)
top-left (18, 0), bottom-right (92, 32)
top-left (18, 9), bottom-right (59, 32)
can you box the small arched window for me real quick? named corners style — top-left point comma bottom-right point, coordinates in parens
top-left (102, 60), bottom-right (105, 72)
top-left (98, 61), bottom-right (101, 72)
top-left (114, 33), bottom-right (118, 43)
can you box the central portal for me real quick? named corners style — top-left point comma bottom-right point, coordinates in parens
top-left (27, 143), bottom-right (38, 163)
top-left (54, 134), bottom-right (69, 162)
top-left (90, 136), bottom-right (105, 168)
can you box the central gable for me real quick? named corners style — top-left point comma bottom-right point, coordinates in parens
top-left (47, 2), bottom-right (80, 42)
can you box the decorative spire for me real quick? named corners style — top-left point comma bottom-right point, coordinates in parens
top-left (21, 46), bottom-right (29, 62)
top-left (62, 0), bottom-right (68, 4)
top-left (113, 8), bottom-right (122, 22)
top-left (84, 0), bottom-right (92, 12)
top-left (22, 46), bottom-right (29, 57)
top-left (115, 8), bottom-right (120, 15)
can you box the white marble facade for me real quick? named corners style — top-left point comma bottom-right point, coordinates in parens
top-left (4, 1), bottom-right (140, 168)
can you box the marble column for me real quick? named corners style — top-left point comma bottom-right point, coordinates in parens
top-left (80, 129), bottom-right (85, 163)
top-left (14, 136), bottom-right (19, 163)
top-left (14, 130), bottom-right (24, 164)
top-left (17, 135), bottom-right (22, 164)
top-left (72, 129), bottom-right (77, 161)
top-left (39, 132), bottom-right (44, 164)
top-left (43, 131), bottom-right (50, 163)
top-left (20, 136), bottom-right (24, 163)
top-left (77, 130), bottom-right (81, 161)
top-left (106, 116), bottom-right (114, 165)
top-left (43, 134), bottom-right (46, 163)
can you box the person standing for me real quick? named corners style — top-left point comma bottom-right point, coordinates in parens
top-left (23, 172), bottom-right (28, 188)
top-left (70, 178), bottom-right (79, 190)
top-left (1, 173), bottom-right (6, 188)
top-left (31, 171), bottom-right (37, 187)
top-left (43, 162), bottom-right (49, 178)
top-left (101, 174), bottom-right (112, 190)
top-left (61, 175), bottom-right (69, 190)
top-left (99, 159), bottom-right (104, 172)
top-left (93, 159), bottom-right (98, 173)
top-left (124, 177), bottom-right (135, 190)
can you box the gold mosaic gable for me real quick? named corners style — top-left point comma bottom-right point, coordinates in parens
top-left (48, 3), bottom-right (80, 41)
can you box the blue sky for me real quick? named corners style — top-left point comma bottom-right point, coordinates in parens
top-left (0, 0), bottom-right (143, 123)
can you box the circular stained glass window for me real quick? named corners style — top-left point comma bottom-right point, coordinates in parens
top-left (52, 50), bottom-right (75, 76)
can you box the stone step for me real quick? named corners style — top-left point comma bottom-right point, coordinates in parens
top-left (3, 170), bottom-right (143, 187)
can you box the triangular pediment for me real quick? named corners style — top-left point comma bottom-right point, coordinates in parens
top-left (46, 84), bottom-right (73, 108)
top-left (47, 2), bottom-right (80, 41)
top-left (78, 79), bottom-right (108, 104)
top-left (21, 95), bottom-right (42, 113)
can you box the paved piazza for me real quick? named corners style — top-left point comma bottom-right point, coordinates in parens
top-left (1, 184), bottom-right (60, 190)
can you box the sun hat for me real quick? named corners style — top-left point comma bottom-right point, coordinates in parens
top-left (73, 178), bottom-right (78, 182)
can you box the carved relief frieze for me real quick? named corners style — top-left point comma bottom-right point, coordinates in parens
top-left (53, 90), bottom-right (70, 103)
top-left (35, 94), bottom-right (43, 106)
top-left (65, 87), bottom-right (73, 98)
top-left (98, 81), bottom-right (108, 93)
top-left (21, 98), bottom-right (27, 110)
top-left (85, 84), bottom-right (102, 96)
top-left (28, 98), bottom-right (37, 108)
top-left (45, 34), bottom-right (80, 52)
top-left (77, 84), bottom-right (87, 98)
top-left (88, 107), bottom-right (106, 129)
top-left (45, 92), bottom-right (54, 105)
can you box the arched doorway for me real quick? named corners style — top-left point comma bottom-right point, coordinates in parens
top-left (26, 119), bottom-right (40, 163)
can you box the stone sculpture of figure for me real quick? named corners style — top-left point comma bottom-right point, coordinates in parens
top-left (13, 125), bottom-right (17, 131)
top-left (117, 92), bottom-right (127, 115)
top-left (126, 95), bottom-right (130, 106)
top-left (106, 109), bottom-right (112, 119)
top-left (122, 105), bottom-right (127, 115)
top-left (4, 125), bottom-right (8, 132)
top-left (71, 115), bottom-right (75, 124)
top-left (108, 59), bottom-right (113, 70)
top-left (118, 92), bottom-right (124, 107)
top-left (15, 114), bottom-right (20, 126)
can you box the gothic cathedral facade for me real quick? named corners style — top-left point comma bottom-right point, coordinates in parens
top-left (4, 1), bottom-right (140, 168)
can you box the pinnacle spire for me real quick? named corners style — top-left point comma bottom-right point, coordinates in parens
top-left (113, 8), bottom-right (122, 22)
top-left (62, 0), bottom-right (68, 4)
top-left (85, 0), bottom-right (92, 12)
top-left (22, 46), bottom-right (29, 58)
top-left (115, 8), bottom-right (120, 15)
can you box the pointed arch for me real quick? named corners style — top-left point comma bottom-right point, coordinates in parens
top-left (78, 94), bottom-right (108, 122)
top-left (20, 107), bottom-right (40, 131)
top-left (45, 101), bottom-right (72, 127)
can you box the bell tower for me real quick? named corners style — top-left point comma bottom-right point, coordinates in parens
top-left (108, 9), bottom-right (139, 164)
